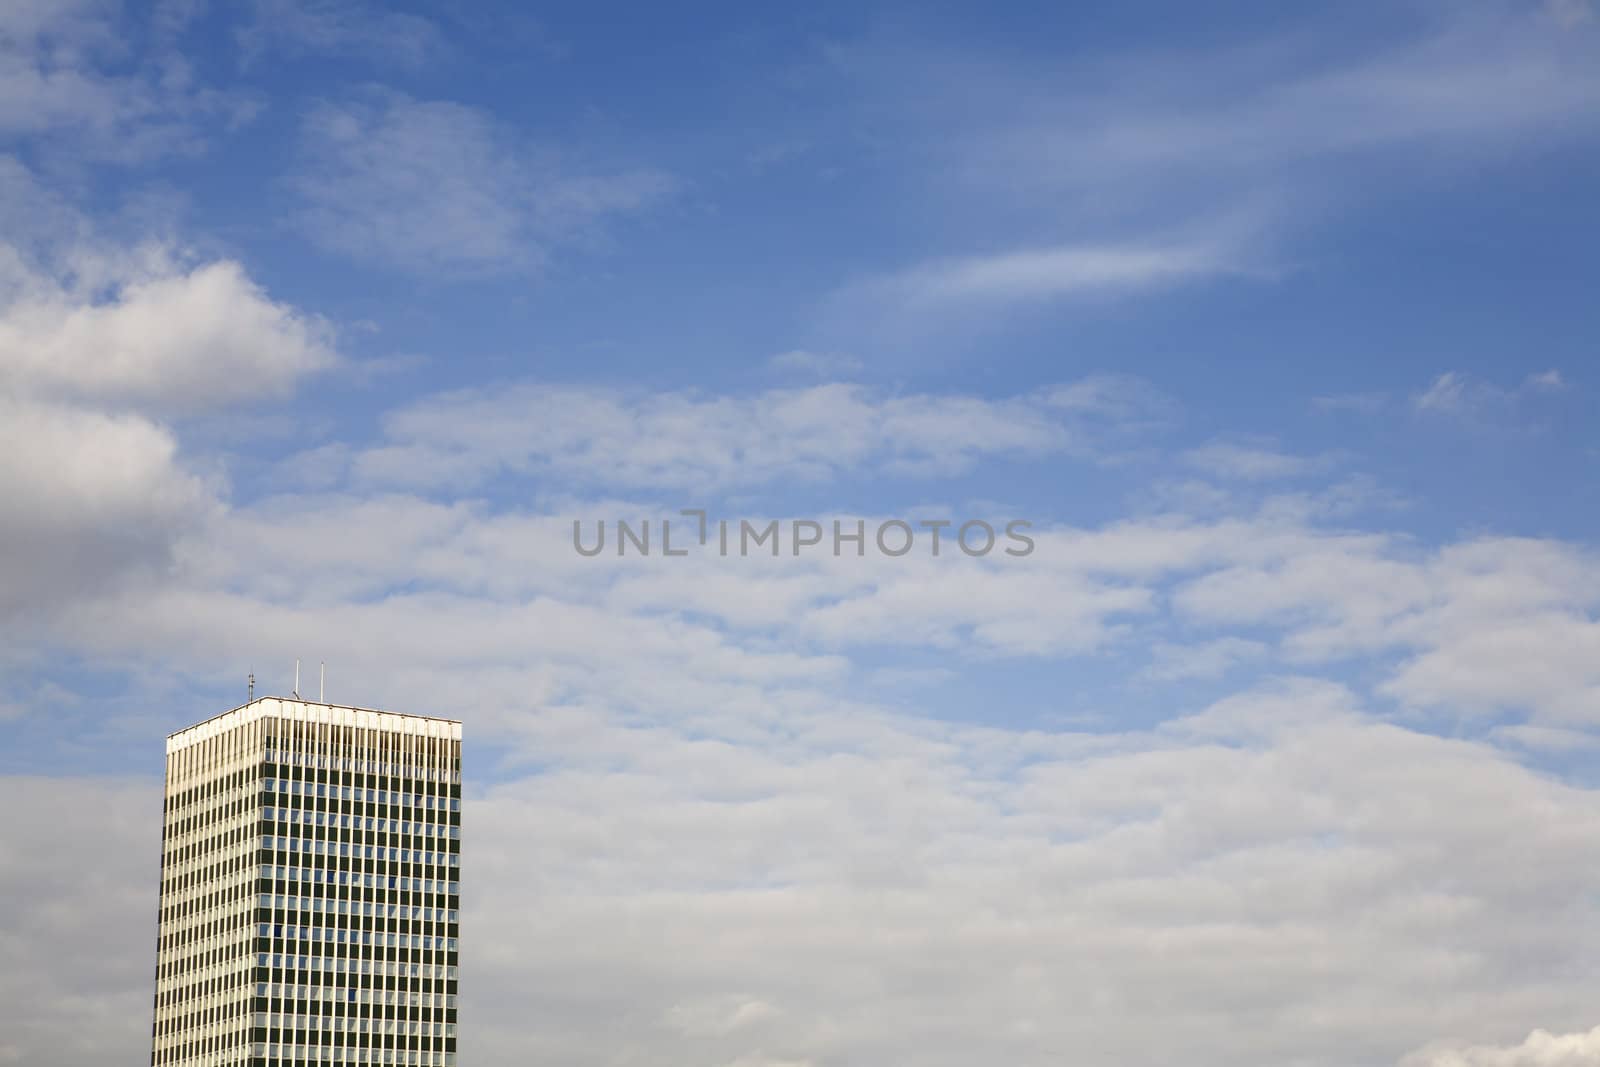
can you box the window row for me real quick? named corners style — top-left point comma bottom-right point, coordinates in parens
top-left (252, 1016), bottom-right (456, 1037)
top-left (254, 984), bottom-right (456, 1007)
top-left (251, 1046), bottom-right (457, 1066)
top-left (257, 930), bottom-right (459, 952)
top-left (264, 781), bottom-right (461, 810)
top-left (256, 958), bottom-right (459, 981)
top-left (264, 812), bottom-right (459, 837)
top-left (265, 840), bottom-right (459, 866)
top-left (265, 869), bottom-right (460, 894)
top-left (264, 745), bottom-right (459, 771)
top-left (258, 897), bottom-right (457, 922)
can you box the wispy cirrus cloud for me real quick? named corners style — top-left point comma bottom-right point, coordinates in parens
top-left (236, 0), bottom-right (447, 68)
top-left (1414, 369), bottom-right (1571, 417)
top-left (901, 5), bottom-right (1600, 207)
top-left (846, 237), bottom-right (1246, 310)
top-left (813, 5), bottom-right (1600, 333)
top-left (288, 92), bottom-right (675, 275)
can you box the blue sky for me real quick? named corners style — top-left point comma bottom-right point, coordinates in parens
top-left (2, 2), bottom-right (1599, 1065)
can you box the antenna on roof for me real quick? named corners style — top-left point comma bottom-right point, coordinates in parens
top-left (320, 661), bottom-right (326, 703)
top-left (248, 672), bottom-right (255, 702)
top-left (293, 658), bottom-right (300, 700)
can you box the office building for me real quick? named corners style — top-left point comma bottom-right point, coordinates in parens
top-left (150, 697), bottom-right (462, 1066)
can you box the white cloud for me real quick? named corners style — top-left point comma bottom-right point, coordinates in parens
top-left (6, 684), bottom-right (1600, 1066)
top-left (1414, 370), bottom-right (1571, 418)
top-left (1182, 440), bottom-right (1324, 481)
top-left (1415, 372), bottom-right (1479, 414)
top-left (793, 551), bottom-right (1152, 656)
top-left (939, 8), bottom-right (1600, 204)
top-left (1, 6), bottom-right (1596, 1065)
top-left (0, 777), bottom-right (159, 1065)
top-left (289, 92), bottom-right (674, 274)
top-left (1401, 1026), bottom-right (1600, 1067)
top-left (0, 158), bottom-right (335, 414)
top-left (0, 162), bottom-right (335, 620)
top-left (820, 215), bottom-right (1269, 337)
top-left (1382, 607), bottom-right (1600, 723)
top-left (0, 396), bottom-right (211, 620)
top-left (0, 370), bottom-right (1594, 1065)
top-left (0, 252), bottom-right (335, 413)
top-left (1489, 724), bottom-right (1600, 753)
top-left (0, 0), bottom-right (253, 161)
top-left (345, 378), bottom-right (1153, 492)
top-left (815, 6), bottom-right (1600, 338)
top-left (1526, 369), bottom-right (1569, 391)
top-left (857, 238), bottom-right (1242, 308)
top-left (1174, 532), bottom-right (1600, 724)
top-left (30, 454), bottom-right (1599, 730)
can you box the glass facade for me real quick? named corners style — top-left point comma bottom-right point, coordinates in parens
top-left (151, 699), bottom-right (462, 1067)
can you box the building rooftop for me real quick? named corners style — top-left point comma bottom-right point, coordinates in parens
top-left (167, 695), bottom-right (462, 752)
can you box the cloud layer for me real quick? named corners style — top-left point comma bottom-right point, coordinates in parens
top-left (1, 4), bottom-right (1597, 1066)
top-left (5, 681), bottom-right (1600, 1066)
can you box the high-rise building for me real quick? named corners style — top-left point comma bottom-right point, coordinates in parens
top-left (150, 697), bottom-right (462, 1067)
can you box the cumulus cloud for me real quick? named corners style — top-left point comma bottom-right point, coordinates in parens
top-left (0, 161), bottom-right (335, 620)
top-left (0, 398), bottom-right (211, 619)
top-left (0, 252), bottom-right (335, 413)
